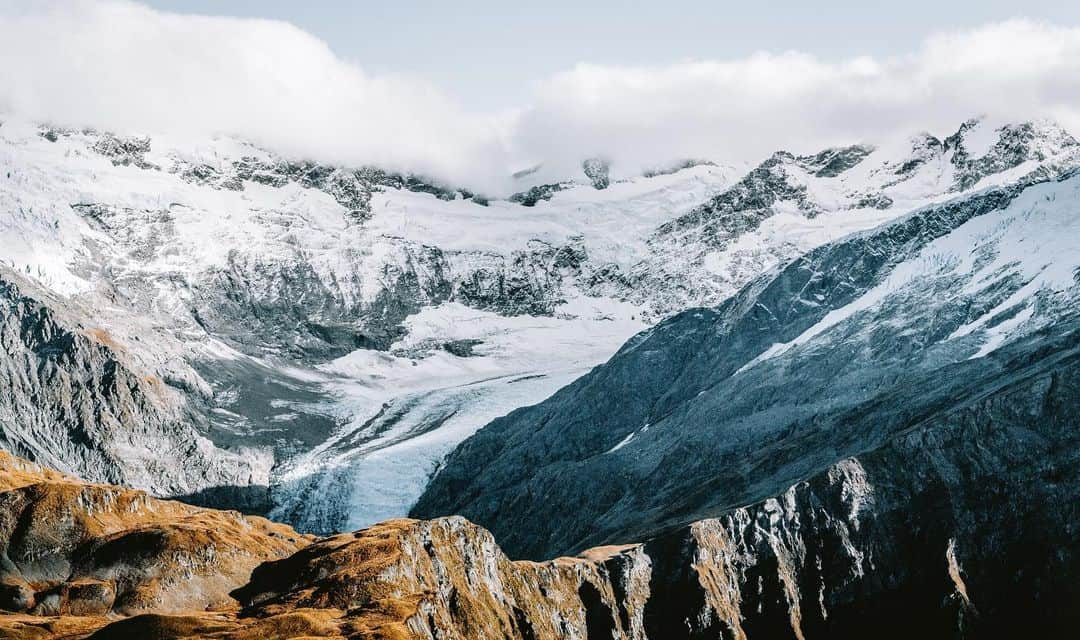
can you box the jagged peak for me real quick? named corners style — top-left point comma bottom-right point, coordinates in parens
top-left (795, 143), bottom-right (876, 177)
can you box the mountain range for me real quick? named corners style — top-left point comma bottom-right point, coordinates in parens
top-left (0, 113), bottom-right (1077, 636)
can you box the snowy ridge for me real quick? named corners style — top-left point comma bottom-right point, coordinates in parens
top-left (743, 171), bottom-right (1080, 372)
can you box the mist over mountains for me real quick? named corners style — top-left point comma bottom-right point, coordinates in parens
top-left (5, 3), bottom-right (1080, 192)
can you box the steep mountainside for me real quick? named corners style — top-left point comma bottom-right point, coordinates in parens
top-left (415, 169), bottom-right (1080, 567)
top-left (1, 114), bottom-right (1077, 535)
top-left (0, 270), bottom-right (269, 508)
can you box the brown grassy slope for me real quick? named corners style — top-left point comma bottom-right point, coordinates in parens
top-left (0, 453), bottom-right (650, 639)
top-left (0, 451), bottom-right (310, 617)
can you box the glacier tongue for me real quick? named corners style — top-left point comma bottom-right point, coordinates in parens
top-left (270, 298), bottom-right (646, 532)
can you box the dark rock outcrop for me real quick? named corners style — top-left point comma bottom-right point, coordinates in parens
top-left (796, 144), bottom-right (875, 177)
top-left (655, 151), bottom-right (822, 249)
top-left (582, 158), bottom-right (611, 190)
top-left (509, 182), bottom-right (570, 207)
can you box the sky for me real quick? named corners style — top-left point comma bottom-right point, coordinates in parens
top-left (2, 1), bottom-right (1080, 193)
top-left (140, 1), bottom-right (1080, 109)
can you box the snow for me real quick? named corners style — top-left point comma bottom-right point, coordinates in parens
top-left (959, 118), bottom-right (1001, 159)
top-left (1, 114), bottom-right (740, 529)
top-left (606, 431), bottom-right (637, 454)
top-left (272, 297), bottom-right (647, 529)
top-left (738, 175), bottom-right (1080, 371)
top-left (605, 423), bottom-right (650, 454)
top-left (366, 163), bottom-right (731, 268)
top-left (968, 304), bottom-right (1036, 359)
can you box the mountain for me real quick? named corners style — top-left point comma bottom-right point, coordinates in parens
top-left (0, 451), bottom-right (306, 620)
top-left (1, 113), bottom-right (1077, 542)
top-left (1, 116), bottom-right (731, 529)
top-left (1, 113), bottom-right (1079, 636)
top-left (0, 268), bottom-right (272, 510)
top-left (413, 165), bottom-right (1080, 628)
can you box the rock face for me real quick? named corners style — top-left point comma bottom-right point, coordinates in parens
top-left (582, 158), bottom-right (611, 190)
top-left (235, 517), bottom-right (640, 639)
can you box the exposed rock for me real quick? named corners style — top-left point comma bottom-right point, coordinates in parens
top-left (0, 268), bottom-right (268, 507)
top-left (796, 144), bottom-right (875, 177)
top-left (851, 192), bottom-right (893, 209)
top-left (509, 182), bottom-right (570, 206)
top-left (90, 133), bottom-right (156, 170)
top-left (893, 132), bottom-right (944, 177)
top-left (442, 339), bottom-right (483, 357)
top-left (233, 517), bottom-right (620, 639)
top-left (451, 239), bottom-right (587, 316)
top-left (582, 158), bottom-right (611, 190)
top-left (656, 151), bottom-right (822, 247)
top-left (2, 436), bottom-right (1076, 637)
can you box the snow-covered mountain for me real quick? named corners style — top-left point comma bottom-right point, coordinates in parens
top-left (416, 165), bottom-right (1080, 556)
top-left (1, 114), bottom-right (1076, 535)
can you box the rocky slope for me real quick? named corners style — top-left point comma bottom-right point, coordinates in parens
top-left (1, 427), bottom-right (1076, 639)
top-left (0, 451), bottom-right (307, 620)
top-left (0, 269), bottom-right (269, 509)
top-left (2, 114), bottom-right (1078, 535)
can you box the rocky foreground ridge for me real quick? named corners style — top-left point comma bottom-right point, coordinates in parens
top-left (0, 444), bottom-right (1073, 638)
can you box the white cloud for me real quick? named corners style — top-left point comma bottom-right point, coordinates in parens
top-left (518, 19), bottom-right (1080, 178)
top-left (0, 0), bottom-right (515, 191)
top-left (2, 2), bottom-right (1080, 192)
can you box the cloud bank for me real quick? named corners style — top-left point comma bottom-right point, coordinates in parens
top-left (0, 0), bottom-right (514, 190)
top-left (3, 1), bottom-right (1080, 192)
top-left (519, 20), bottom-right (1080, 179)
